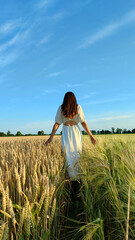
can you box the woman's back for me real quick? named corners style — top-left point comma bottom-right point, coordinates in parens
top-left (55, 104), bottom-right (85, 125)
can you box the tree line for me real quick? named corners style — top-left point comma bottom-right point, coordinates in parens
top-left (0, 128), bottom-right (135, 137)
top-left (83, 127), bottom-right (135, 135)
top-left (0, 130), bottom-right (48, 137)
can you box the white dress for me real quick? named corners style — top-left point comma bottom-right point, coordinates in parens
top-left (55, 105), bottom-right (85, 179)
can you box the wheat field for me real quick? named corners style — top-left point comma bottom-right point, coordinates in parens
top-left (0, 134), bottom-right (135, 239)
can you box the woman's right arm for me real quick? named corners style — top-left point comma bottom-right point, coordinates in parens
top-left (45, 122), bottom-right (60, 145)
top-left (81, 121), bottom-right (96, 145)
top-left (45, 105), bottom-right (62, 145)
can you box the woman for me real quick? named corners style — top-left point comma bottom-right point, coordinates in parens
top-left (45, 92), bottom-right (96, 179)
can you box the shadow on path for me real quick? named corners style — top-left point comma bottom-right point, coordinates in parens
top-left (60, 180), bottom-right (85, 240)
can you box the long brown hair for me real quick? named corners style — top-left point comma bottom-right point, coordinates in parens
top-left (61, 92), bottom-right (78, 118)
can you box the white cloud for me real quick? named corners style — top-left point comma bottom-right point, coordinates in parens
top-left (60, 81), bottom-right (98, 90)
top-left (43, 89), bottom-right (59, 94)
top-left (47, 71), bottom-right (63, 78)
top-left (0, 120), bottom-right (54, 135)
top-left (38, 34), bottom-right (52, 45)
top-left (122, 10), bottom-right (135, 23)
top-left (0, 21), bottom-right (19, 35)
top-left (35, 0), bottom-right (53, 10)
top-left (16, 120), bottom-right (60, 134)
top-left (78, 9), bottom-right (135, 49)
top-left (0, 34), bottom-right (20, 52)
top-left (86, 114), bottom-right (135, 131)
top-left (82, 95), bottom-right (134, 105)
top-left (0, 51), bottom-right (19, 68)
top-left (78, 92), bottom-right (97, 101)
top-left (88, 114), bottom-right (133, 122)
top-left (66, 83), bottom-right (82, 88)
top-left (0, 29), bottom-right (30, 67)
top-left (50, 11), bottom-right (65, 21)
top-left (0, 30), bottom-right (30, 53)
top-left (85, 80), bottom-right (99, 84)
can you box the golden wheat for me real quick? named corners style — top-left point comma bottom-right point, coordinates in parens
top-left (1, 134), bottom-right (135, 239)
top-left (0, 136), bottom-right (65, 239)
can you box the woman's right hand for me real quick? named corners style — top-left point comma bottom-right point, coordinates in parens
top-left (90, 136), bottom-right (96, 145)
top-left (45, 136), bottom-right (53, 145)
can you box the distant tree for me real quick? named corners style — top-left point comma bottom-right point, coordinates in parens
top-left (104, 130), bottom-right (111, 134)
top-left (97, 130), bottom-right (100, 135)
top-left (132, 128), bottom-right (135, 133)
top-left (16, 131), bottom-right (23, 136)
top-left (116, 128), bottom-right (122, 134)
top-left (0, 132), bottom-right (6, 136)
top-left (123, 128), bottom-right (127, 134)
top-left (7, 130), bottom-right (11, 136)
top-left (82, 130), bottom-right (87, 135)
top-left (38, 130), bottom-right (44, 135)
top-left (111, 127), bottom-right (115, 134)
top-left (127, 130), bottom-right (131, 134)
top-left (100, 130), bottom-right (105, 134)
top-left (91, 130), bottom-right (96, 135)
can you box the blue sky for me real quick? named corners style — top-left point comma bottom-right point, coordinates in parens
top-left (0, 0), bottom-right (135, 134)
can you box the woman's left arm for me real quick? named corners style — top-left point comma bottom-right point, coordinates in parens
top-left (81, 121), bottom-right (96, 145)
top-left (45, 122), bottom-right (60, 145)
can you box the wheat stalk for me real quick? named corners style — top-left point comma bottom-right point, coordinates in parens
top-left (14, 167), bottom-right (22, 195)
top-left (49, 198), bottom-right (56, 228)
top-left (0, 182), bottom-right (6, 213)
top-left (0, 223), bottom-right (6, 240)
top-left (7, 198), bottom-right (17, 233)
top-left (126, 185), bottom-right (131, 240)
top-left (2, 223), bottom-right (8, 240)
top-left (17, 207), bottom-right (25, 239)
